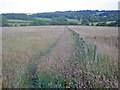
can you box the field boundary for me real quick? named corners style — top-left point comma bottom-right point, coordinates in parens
top-left (66, 26), bottom-right (118, 88)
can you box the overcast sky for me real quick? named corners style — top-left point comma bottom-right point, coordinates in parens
top-left (0, 0), bottom-right (119, 13)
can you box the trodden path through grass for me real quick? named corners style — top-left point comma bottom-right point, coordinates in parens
top-left (27, 27), bottom-right (75, 88)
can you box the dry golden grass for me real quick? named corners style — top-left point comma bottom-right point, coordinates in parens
top-left (69, 26), bottom-right (118, 62)
top-left (2, 26), bottom-right (119, 88)
top-left (2, 26), bottom-right (65, 88)
top-left (69, 26), bottom-right (118, 88)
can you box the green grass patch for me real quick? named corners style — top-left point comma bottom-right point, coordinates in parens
top-left (33, 72), bottom-right (67, 88)
top-left (8, 19), bottom-right (33, 23)
top-left (8, 19), bottom-right (33, 26)
top-left (96, 12), bottom-right (104, 15)
top-left (35, 18), bottom-right (51, 21)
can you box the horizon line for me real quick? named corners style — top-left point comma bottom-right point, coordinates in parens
top-left (1, 9), bottom-right (119, 14)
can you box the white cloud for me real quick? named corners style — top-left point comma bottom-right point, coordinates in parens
top-left (0, 0), bottom-right (119, 13)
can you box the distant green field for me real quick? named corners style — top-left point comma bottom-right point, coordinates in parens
top-left (35, 18), bottom-right (51, 21)
top-left (96, 12), bottom-right (104, 15)
top-left (8, 19), bottom-right (33, 26)
top-left (36, 18), bottom-right (80, 23)
top-left (67, 19), bottom-right (80, 22)
top-left (107, 21), bottom-right (116, 24)
top-left (8, 19), bottom-right (33, 23)
top-left (89, 21), bottom-right (116, 26)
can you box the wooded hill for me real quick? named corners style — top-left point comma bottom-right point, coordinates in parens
top-left (2, 10), bottom-right (119, 27)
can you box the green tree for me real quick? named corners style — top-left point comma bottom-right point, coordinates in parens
top-left (81, 19), bottom-right (89, 25)
top-left (2, 16), bottom-right (9, 27)
top-left (50, 17), bottom-right (68, 25)
top-left (96, 22), bottom-right (107, 26)
top-left (91, 23), bottom-right (94, 26)
top-left (30, 20), bottom-right (48, 26)
top-left (100, 22), bottom-right (107, 26)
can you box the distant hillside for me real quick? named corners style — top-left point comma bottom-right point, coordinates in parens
top-left (2, 10), bottom-right (119, 27)
top-left (2, 13), bottom-right (36, 21)
top-left (30, 10), bottom-right (118, 22)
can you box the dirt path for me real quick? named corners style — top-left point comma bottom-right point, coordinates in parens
top-left (25, 26), bottom-right (76, 88)
top-left (28, 26), bottom-right (92, 88)
top-left (37, 27), bottom-right (74, 75)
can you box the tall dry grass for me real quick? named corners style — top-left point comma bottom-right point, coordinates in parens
top-left (69, 26), bottom-right (118, 63)
top-left (68, 26), bottom-right (118, 88)
top-left (2, 26), bottom-right (65, 88)
top-left (2, 26), bottom-right (119, 88)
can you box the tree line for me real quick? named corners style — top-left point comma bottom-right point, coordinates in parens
top-left (1, 10), bottom-right (119, 27)
top-left (30, 10), bottom-right (118, 22)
